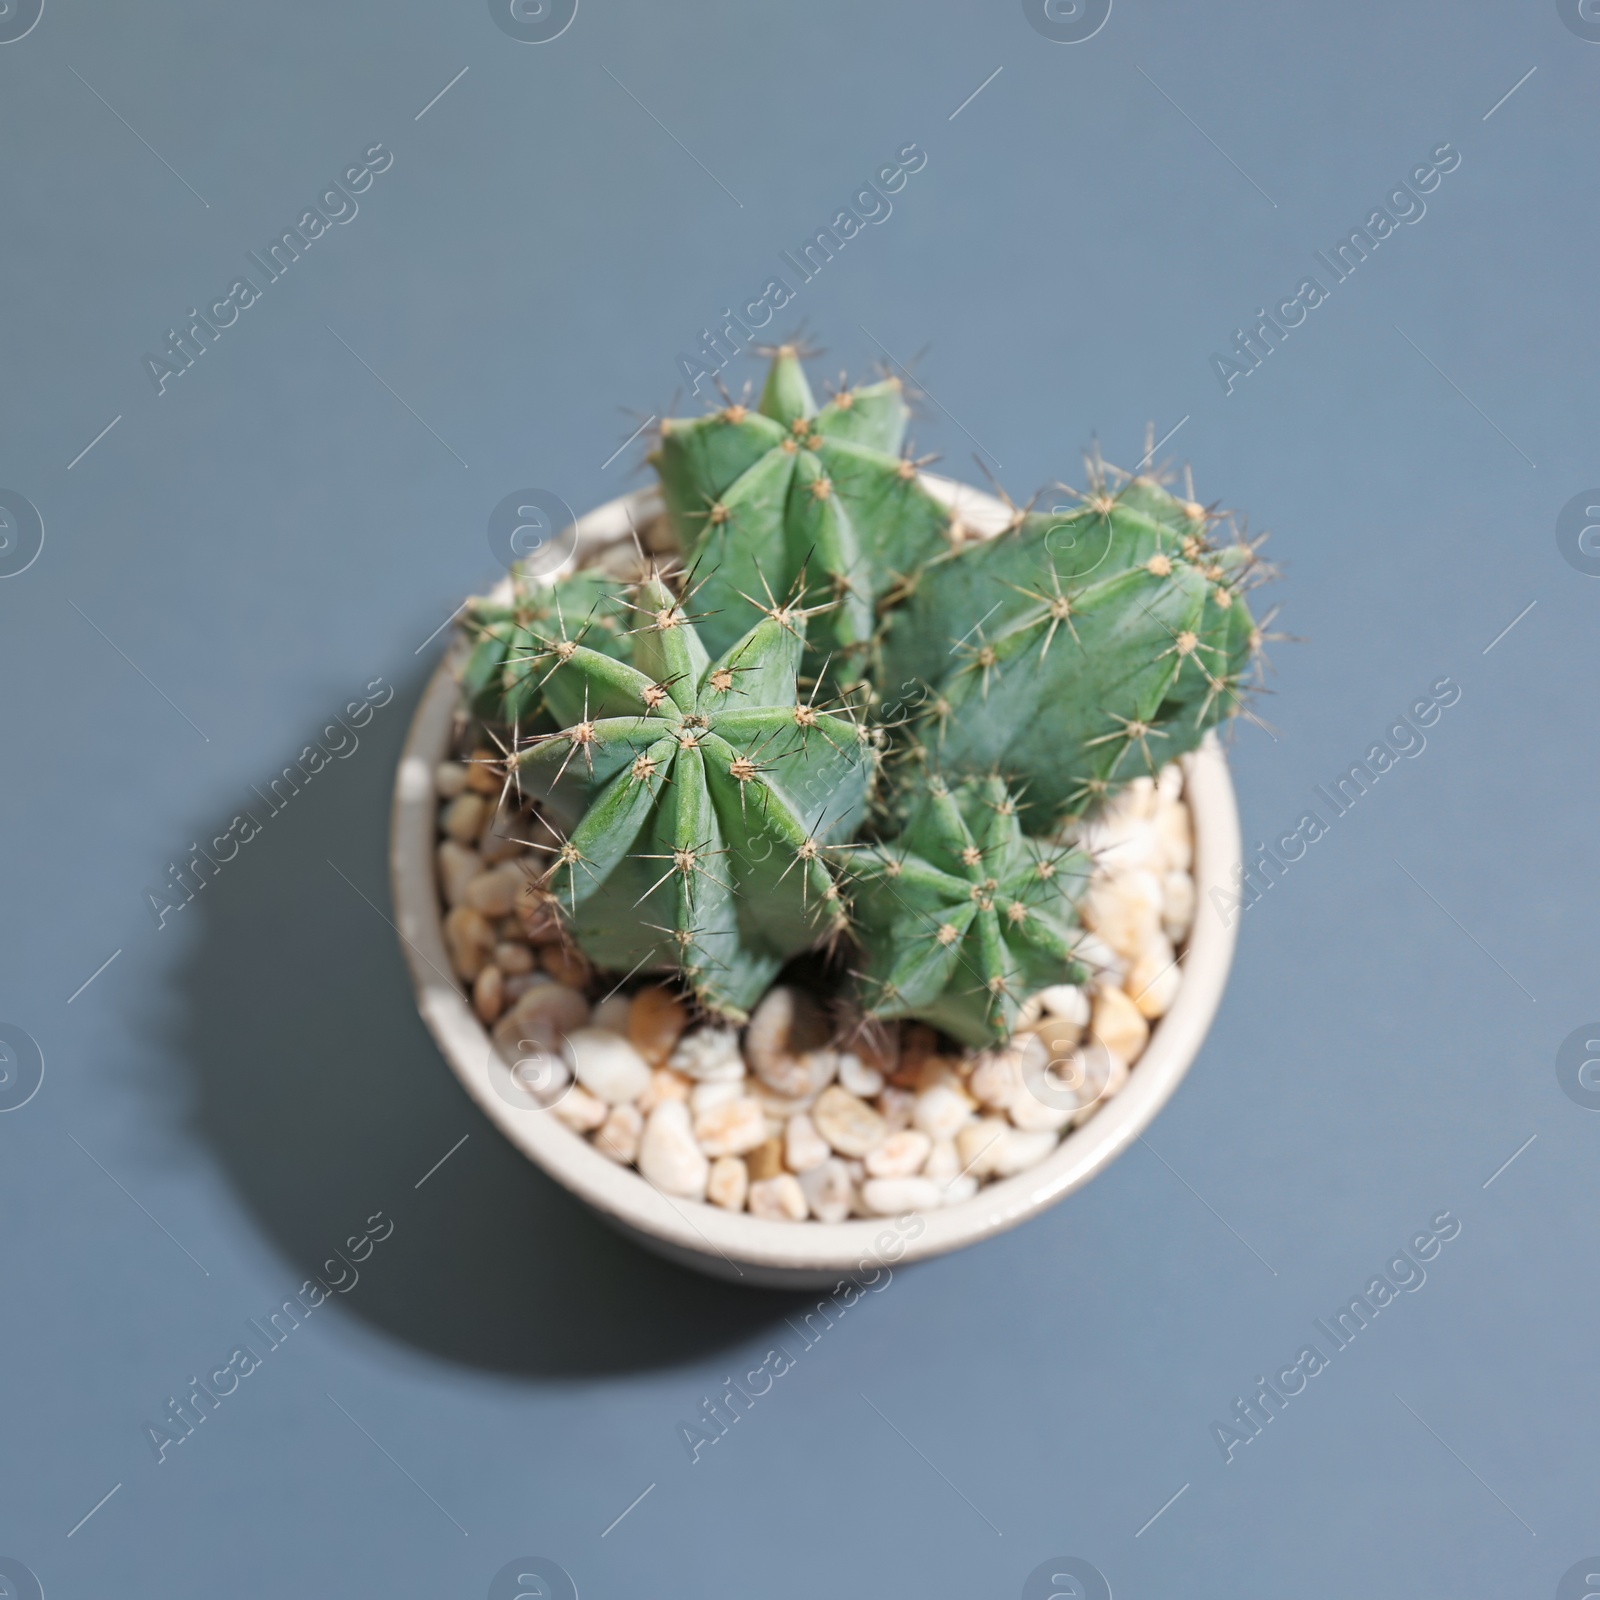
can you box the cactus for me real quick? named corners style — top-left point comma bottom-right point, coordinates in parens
top-left (510, 573), bottom-right (874, 1020)
top-left (845, 775), bottom-right (1089, 1047)
top-left (649, 345), bottom-right (950, 685)
top-left (464, 345), bottom-right (1268, 1038)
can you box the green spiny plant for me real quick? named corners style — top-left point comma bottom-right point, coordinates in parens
top-left (469, 346), bottom-right (1271, 1037)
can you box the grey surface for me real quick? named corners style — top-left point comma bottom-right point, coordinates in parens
top-left (1, 2), bottom-right (1595, 1594)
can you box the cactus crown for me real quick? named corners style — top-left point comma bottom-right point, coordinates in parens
top-left (466, 346), bottom-right (1269, 1037)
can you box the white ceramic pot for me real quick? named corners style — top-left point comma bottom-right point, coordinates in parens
top-left (389, 477), bottom-right (1242, 1289)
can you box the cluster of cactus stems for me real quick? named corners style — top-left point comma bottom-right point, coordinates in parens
top-left (462, 345), bottom-right (1270, 1043)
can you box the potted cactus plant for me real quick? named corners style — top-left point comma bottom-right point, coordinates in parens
top-left (392, 343), bottom-right (1268, 1284)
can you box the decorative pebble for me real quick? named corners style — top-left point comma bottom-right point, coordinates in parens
top-left (992, 1127), bottom-right (1059, 1177)
top-left (877, 1086), bottom-right (915, 1131)
top-left (434, 761), bottom-right (468, 798)
top-left (437, 841), bottom-right (481, 907)
top-left (923, 1138), bottom-right (960, 1184)
top-left (692, 1097), bottom-right (767, 1158)
top-left (1162, 870), bottom-right (1196, 944)
top-left (748, 1173), bottom-right (809, 1222)
top-left (1090, 984), bottom-right (1150, 1062)
top-left (595, 1103), bottom-right (643, 1164)
top-left (812, 1085), bottom-right (887, 1158)
top-left (969, 1046), bottom-right (1024, 1109)
top-left (443, 906), bottom-right (495, 981)
top-left (493, 939), bottom-right (535, 974)
top-left (865, 1129), bottom-right (931, 1179)
top-left (472, 964), bottom-right (504, 1025)
top-left (591, 993), bottom-right (633, 1033)
top-left (784, 1113), bottom-right (831, 1174)
top-left (861, 1176), bottom-right (941, 1216)
top-left (441, 792), bottom-right (487, 845)
top-left (939, 1174), bottom-right (980, 1205)
top-left (690, 1078), bottom-right (744, 1115)
top-left (956, 1118), bottom-right (1011, 1180)
top-left (563, 1028), bottom-right (651, 1104)
top-left (744, 1138), bottom-right (785, 1182)
top-left (494, 980), bottom-right (589, 1054)
top-left (552, 1085), bottom-right (607, 1133)
top-left (637, 1067), bottom-right (690, 1114)
top-left (1126, 937), bottom-right (1181, 1019)
top-left (541, 943), bottom-right (591, 988)
top-left (707, 1156), bottom-right (748, 1211)
top-left (913, 1084), bottom-right (973, 1141)
top-left (464, 860), bottom-right (527, 918)
top-left (798, 1158), bottom-right (853, 1223)
top-left (638, 1102), bottom-right (709, 1199)
top-left (1070, 1044), bottom-right (1129, 1127)
top-left (838, 1052), bottom-right (884, 1098)
top-left (670, 1027), bottom-right (745, 1081)
top-left (628, 986), bottom-right (688, 1067)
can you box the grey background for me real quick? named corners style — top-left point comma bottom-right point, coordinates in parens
top-left (1, 1), bottom-right (1595, 1594)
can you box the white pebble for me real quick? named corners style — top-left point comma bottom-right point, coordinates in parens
top-left (992, 1128), bottom-right (1060, 1177)
top-left (595, 1103), bottom-right (642, 1164)
top-left (913, 1084), bottom-right (973, 1141)
top-left (798, 1158), bottom-right (853, 1223)
top-left (748, 1174), bottom-right (808, 1222)
top-left (784, 1113), bottom-right (831, 1174)
top-left (1162, 869), bottom-right (1196, 944)
top-left (837, 1052), bottom-right (884, 1098)
top-left (939, 1174), bottom-right (979, 1205)
top-left (956, 1117), bottom-right (1013, 1179)
top-left (923, 1138), bottom-right (960, 1184)
top-left (563, 1028), bottom-right (651, 1105)
top-left (669, 1026), bottom-right (746, 1082)
top-left (864, 1129), bottom-right (932, 1179)
top-left (638, 1102), bottom-right (709, 1199)
top-left (707, 1156), bottom-right (748, 1211)
top-left (861, 1177), bottom-right (942, 1216)
top-left (969, 1047), bottom-right (1023, 1109)
top-left (1038, 984), bottom-right (1090, 1025)
top-left (692, 1097), bottom-right (767, 1158)
top-left (812, 1085), bottom-right (888, 1158)
top-left (552, 1084), bottom-right (607, 1133)
top-left (690, 1078), bottom-right (744, 1115)
top-left (877, 1086), bottom-right (915, 1131)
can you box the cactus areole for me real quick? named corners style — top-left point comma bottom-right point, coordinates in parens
top-left (462, 345), bottom-right (1271, 1042)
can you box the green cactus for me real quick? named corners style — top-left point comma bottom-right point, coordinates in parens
top-left (845, 775), bottom-right (1090, 1047)
top-left (461, 344), bottom-right (1268, 1040)
top-left (649, 345), bottom-right (950, 685)
top-left (461, 569), bottom-right (633, 728)
top-left (509, 573), bottom-right (874, 1019)
top-left (878, 474), bottom-right (1259, 826)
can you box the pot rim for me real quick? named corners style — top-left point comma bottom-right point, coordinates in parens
top-left (389, 475), bottom-right (1241, 1280)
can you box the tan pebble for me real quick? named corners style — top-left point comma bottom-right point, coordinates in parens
top-left (493, 979), bottom-right (589, 1052)
top-left (1162, 870), bottom-right (1196, 944)
top-left (638, 1102), bottom-right (709, 1199)
top-left (913, 1084), bottom-right (974, 1141)
top-left (518, 891), bottom-right (564, 944)
top-left (434, 761), bottom-right (468, 799)
top-left (913, 1056), bottom-right (970, 1096)
top-left (627, 986), bottom-right (688, 1067)
top-left (437, 840), bottom-right (481, 907)
top-left (1156, 798), bottom-right (1193, 873)
top-left (1084, 870), bottom-right (1164, 961)
top-left (441, 792), bottom-right (487, 846)
top-left (595, 1102), bottom-right (643, 1164)
top-left (591, 993), bottom-right (632, 1034)
top-left (1126, 936), bottom-right (1181, 1019)
top-left (747, 1174), bottom-right (808, 1222)
top-left (784, 1113), bottom-right (831, 1174)
top-left (744, 1137), bottom-right (786, 1182)
top-left (478, 806), bottom-right (528, 865)
top-left (464, 860), bottom-right (528, 918)
top-left (472, 964), bottom-right (505, 1025)
top-left (889, 1024), bottom-right (938, 1086)
top-left (1028, 1008), bottom-right (1087, 1065)
top-left (744, 986), bottom-right (830, 1093)
top-left (541, 943), bottom-right (592, 988)
top-left (1091, 984), bottom-right (1150, 1062)
top-left (1009, 1080), bottom-right (1076, 1132)
top-left (707, 1156), bottom-right (748, 1211)
top-left (956, 1117), bottom-right (1011, 1180)
top-left (502, 971), bottom-right (541, 1002)
top-left (443, 905), bottom-right (495, 981)
top-left (552, 1085), bottom-right (607, 1133)
top-left (992, 1127), bottom-right (1060, 1177)
top-left (864, 1129), bottom-right (931, 1179)
top-left (798, 1158), bottom-right (853, 1223)
top-left (493, 940), bottom-right (534, 974)
top-left (812, 1085), bottom-right (887, 1158)
top-left (463, 747), bottom-right (501, 795)
top-left (693, 1097), bottom-right (767, 1157)
top-left (637, 1067), bottom-right (690, 1115)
